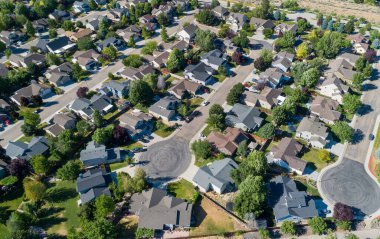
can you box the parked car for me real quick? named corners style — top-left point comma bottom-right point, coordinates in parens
top-left (202, 101), bottom-right (210, 106)
top-left (369, 133), bottom-right (375, 140)
top-left (185, 115), bottom-right (194, 123)
top-left (132, 147), bottom-right (147, 153)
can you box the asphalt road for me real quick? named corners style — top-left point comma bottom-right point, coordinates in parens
top-left (137, 49), bottom-right (262, 179)
top-left (319, 52), bottom-right (380, 215)
top-left (0, 13), bottom-right (195, 147)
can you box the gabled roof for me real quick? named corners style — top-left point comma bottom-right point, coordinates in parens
top-left (212, 5), bottom-right (229, 16)
top-left (207, 127), bottom-right (249, 155)
top-left (271, 137), bottom-right (307, 173)
top-left (169, 79), bottom-right (202, 98)
top-left (201, 49), bottom-right (228, 67)
top-left (269, 176), bottom-right (318, 222)
top-left (129, 188), bottom-right (193, 229)
top-left (185, 62), bottom-right (215, 83)
top-left (47, 36), bottom-right (73, 52)
top-left (6, 136), bottom-right (49, 159)
top-left (193, 158), bottom-right (238, 193)
top-left (250, 17), bottom-right (275, 29)
top-left (180, 23), bottom-right (199, 36)
top-left (310, 96), bottom-right (341, 122)
top-left (12, 82), bottom-right (50, 104)
top-left (296, 117), bottom-right (328, 139)
top-left (226, 103), bottom-right (263, 130)
top-left (76, 168), bottom-right (109, 193)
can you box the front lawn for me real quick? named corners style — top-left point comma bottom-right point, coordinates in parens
top-left (190, 196), bottom-right (235, 236)
top-left (40, 180), bottom-right (80, 236)
top-left (109, 161), bottom-right (129, 171)
top-left (294, 177), bottom-right (320, 198)
top-left (153, 121), bottom-right (175, 138)
top-left (301, 147), bottom-right (335, 172)
top-left (214, 74), bottom-right (227, 82)
top-left (167, 179), bottom-right (197, 203)
top-left (188, 97), bottom-right (204, 110)
top-left (121, 141), bottom-right (144, 151)
top-left (17, 135), bottom-right (33, 143)
top-left (104, 109), bottom-right (120, 120)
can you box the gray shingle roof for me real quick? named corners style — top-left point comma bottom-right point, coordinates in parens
top-left (226, 103), bottom-right (263, 131)
top-left (6, 137), bottom-right (49, 159)
top-left (80, 141), bottom-right (120, 167)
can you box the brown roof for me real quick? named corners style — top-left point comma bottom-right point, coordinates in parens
top-left (271, 137), bottom-right (307, 173)
top-left (207, 127), bottom-right (249, 155)
top-left (74, 49), bottom-right (99, 66)
top-left (169, 79), bottom-right (202, 98)
top-left (244, 87), bottom-right (282, 107)
top-left (310, 96), bottom-right (341, 122)
top-left (71, 28), bottom-right (93, 41)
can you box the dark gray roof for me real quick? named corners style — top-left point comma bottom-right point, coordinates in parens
top-left (182, 23), bottom-right (199, 36)
top-left (70, 98), bottom-right (91, 111)
top-left (201, 49), bottom-right (228, 67)
top-left (268, 176), bottom-right (318, 222)
top-left (47, 36), bottom-right (72, 52)
top-left (80, 141), bottom-right (120, 167)
top-left (129, 188), bottom-right (193, 229)
top-left (80, 187), bottom-right (111, 204)
top-left (192, 158), bottom-right (238, 193)
top-left (0, 64), bottom-right (8, 78)
top-left (6, 137), bottom-right (49, 159)
top-left (226, 103), bottom-right (263, 131)
top-left (6, 141), bottom-right (28, 159)
top-left (76, 168), bottom-right (108, 193)
top-left (185, 62), bottom-right (214, 83)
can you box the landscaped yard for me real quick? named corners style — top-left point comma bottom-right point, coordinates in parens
top-left (190, 197), bottom-right (236, 236)
top-left (188, 97), bottom-right (204, 111)
top-left (109, 160), bottom-right (129, 171)
top-left (103, 109), bottom-right (120, 120)
top-left (0, 185), bottom-right (24, 239)
top-left (121, 141), bottom-right (143, 151)
top-left (17, 135), bottom-right (33, 143)
top-left (301, 147), bottom-right (336, 172)
top-left (40, 180), bottom-right (80, 236)
top-left (118, 215), bottom-right (139, 238)
top-left (294, 177), bottom-right (321, 198)
top-left (153, 121), bottom-right (175, 138)
top-left (167, 179), bottom-right (197, 203)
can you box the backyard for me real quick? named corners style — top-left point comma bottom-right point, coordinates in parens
top-left (0, 185), bottom-right (24, 239)
top-left (190, 197), bottom-right (237, 237)
top-left (294, 176), bottom-right (321, 198)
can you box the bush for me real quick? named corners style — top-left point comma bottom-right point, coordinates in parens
top-left (0, 176), bottom-right (18, 186)
top-left (191, 140), bottom-right (212, 159)
top-left (280, 221), bottom-right (296, 235)
top-left (135, 228), bottom-right (154, 239)
top-left (309, 217), bottom-right (328, 235)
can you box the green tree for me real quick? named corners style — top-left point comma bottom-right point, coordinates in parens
top-left (92, 126), bottom-right (113, 145)
top-left (226, 83), bottom-right (244, 105)
top-left (236, 140), bottom-right (248, 158)
top-left (31, 155), bottom-right (50, 175)
top-left (72, 63), bottom-right (86, 81)
top-left (129, 79), bottom-right (154, 105)
top-left (102, 45), bottom-right (118, 61)
top-left (25, 21), bottom-right (35, 37)
top-left (178, 103), bottom-right (190, 117)
top-left (355, 57), bottom-right (367, 72)
top-left (256, 123), bottom-right (275, 139)
top-left (21, 111), bottom-right (41, 136)
top-left (345, 234), bottom-right (359, 239)
top-left (49, 28), bottom-right (57, 39)
top-left (296, 42), bottom-right (309, 59)
top-left (207, 113), bottom-right (225, 130)
top-left (94, 194), bottom-right (115, 218)
top-left (135, 228), bottom-right (155, 239)
top-left (93, 110), bottom-right (103, 128)
top-left (352, 72), bottom-right (365, 89)
top-left (122, 54), bottom-right (143, 68)
top-left (122, 168), bottom-right (148, 193)
top-left (23, 179), bottom-right (46, 202)
top-left (128, 35), bottom-right (136, 47)
top-left (263, 28), bottom-right (273, 39)
top-left (76, 120), bottom-right (92, 136)
top-left (141, 41), bottom-right (158, 55)
top-left (46, 53), bottom-right (61, 66)
top-left (143, 73), bottom-right (158, 89)
top-left (272, 105), bottom-right (288, 126)
top-left (77, 36), bottom-right (94, 50)
top-left (259, 229), bottom-right (270, 239)
top-left (195, 10), bottom-right (219, 26)
top-left (194, 29), bottom-right (216, 51)
top-left (209, 104), bottom-right (224, 116)
top-left (62, 20), bottom-right (75, 31)
top-left (331, 121), bottom-right (354, 142)
top-left (316, 31), bottom-right (345, 59)
top-left (318, 149), bottom-right (331, 162)
top-left (142, 27), bottom-right (153, 39)
top-left (275, 31), bottom-right (296, 49)
top-left (81, 218), bottom-right (117, 239)
top-left (161, 26), bottom-right (169, 42)
top-left (157, 13), bottom-right (168, 26)
top-left (309, 217), bottom-right (328, 235)
top-left (191, 140), bottom-right (212, 159)
top-left (88, 0), bottom-right (99, 10)
top-left (280, 221), bottom-right (297, 235)
top-left (56, 160), bottom-right (81, 181)
top-left (231, 150), bottom-right (268, 185)
top-left (232, 31), bottom-right (249, 48)
top-left (298, 67), bottom-right (320, 88)
top-left (343, 94), bottom-right (361, 114)
top-left (233, 175), bottom-right (267, 217)
top-left (167, 48), bottom-right (185, 72)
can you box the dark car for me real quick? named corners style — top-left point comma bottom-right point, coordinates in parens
top-left (185, 115), bottom-right (194, 123)
top-left (369, 133), bottom-right (375, 141)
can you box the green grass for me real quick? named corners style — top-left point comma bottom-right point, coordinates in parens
top-left (0, 185), bottom-right (24, 239)
top-left (109, 161), bottom-right (129, 171)
top-left (188, 97), bottom-right (204, 110)
top-left (294, 177), bottom-right (321, 198)
top-left (153, 122), bottom-right (175, 138)
top-left (301, 148), bottom-right (335, 172)
top-left (103, 109), bottom-right (120, 120)
top-left (167, 179), bottom-right (197, 203)
top-left (121, 141), bottom-right (143, 151)
top-left (40, 180), bottom-right (80, 236)
top-left (17, 135), bottom-right (33, 143)
top-left (214, 74), bottom-right (227, 82)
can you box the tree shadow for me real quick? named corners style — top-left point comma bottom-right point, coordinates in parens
top-left (45, 187), bottom-right (78, 203)
top-left (362, 83), bottom-right (377, 91)
top-left (191, 199), bottom-right (207, 227)
top-left (356, 104), bottom-right (373, 116)
top-left (351, 129), bottom-right (364, 145)
top-left (48, 234), bottom-right (67, 239)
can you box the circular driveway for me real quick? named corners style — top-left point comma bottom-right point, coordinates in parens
top-left (138, 136), bottom-right (191, 180)
top-left (320, 159), bottom-right (380, 215)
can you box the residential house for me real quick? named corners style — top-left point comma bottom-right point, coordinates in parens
top-left (177, 24), bottom-right (199, 43)
top-left (212, 6), bottom-right (229, 20)
top-left (73, 1), bottom-right (90, 13)
top-left (120, 64), bottom-right (156, 81)
top-left (310, 96), bottom-right (341, 124)
top-left (250, 17), bottom-right (275, 33)
top-left (316, 75), bottom-right (349, 104)
top-left (272, 52), bottom-right (294, 72)
top-left (119, 110), bottom-right (153, 140)
top-left (347, 33), bottom-right (366, 44)
top-left (269, 137), bottom-right (307, 175)
top-left (0, 64), bottom-right (9, 78)
top-left (106, 8), bottom-right (129, 22)
top-left (168, 79), bottom-right (203, 99)
top-left (0, 30), bottom-right (26, 47)
top-left (139, 14), bottom-right (156, 24)
top-left (46, 113), bottom-right (77, 137)
top-left (227, 13), bottom-right (249, 33)
top-left (296, 117), bottom-right (329, 148)
top-left (6, 136), bottom-right (49, 160)
top-left (76, 168), bottom-right (112, 205)
top-left (32, 19), bottom-right (49, 33)
top-left (325, 58), bottom-right (356, 83)
top-left (151, 51), bottom-right (170, 68)
top-left (260, 67), bottom-right (289, 88)
top-left (223, 39), bottom-right (240, 57)
top-left (96, 37), bottom-right (124, 52)
top-left (46, 36), bottom-right (76, 55)
top-left (70, 94), bottom-right (114, 119)
top-left (268, 176), bottom-right (318, 223)
top-left (0, 99), bottom-right (11, 112)
top-left (100, 80), bottom-right (130, 99)
top-left (337, 52), bottom-right (360, 66)
top-left (200, 49), bottom-right (228, 70)
top-left (69, 28), bottom-right (93, 42)
top-left (46, 62), bottom-right (73, 86)
top-left (148, 96), bottom-right (180, 122)
top-left (80, 141), bottom-right (121, 168)
top-left (73, 49), bottom-right (100, 70)
top-left (243, 87), bottom-right (284, 109)
top-left (226, 103), bottom-right (263, 132)
top-left (152, 4), bottom-right (175, 20)
top-left (274, 23), bottom-right (298, 35)
top-left (86, 16), bottom-right (109, 31)
top-left (129, 188), bottom-right (192, 230)
top-left (184, 62), bottom-right (216, 85)
top-left (192, 158), bottom-right (238, 194)
top-left (9, 53), bottom-right (46, 68)
top-left (207, 127), bottom-right (250, 156)
top-left (354, 42), bottom-right (369, 54)
top-left (11, 82), bottom-right (52, 106)
top-left (49, 10), bottom-right (72, 21)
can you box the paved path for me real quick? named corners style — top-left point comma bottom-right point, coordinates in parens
top-left (318, 51), bottom-right (380, 216)
top-left (0, 13), bottom-right (195, 147)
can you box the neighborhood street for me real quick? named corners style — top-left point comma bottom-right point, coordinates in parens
top-left (0, 13), bottom-right (196, 147)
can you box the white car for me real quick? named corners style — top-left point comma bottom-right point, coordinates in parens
top-left (202, 101), bottom-right (210, 106)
